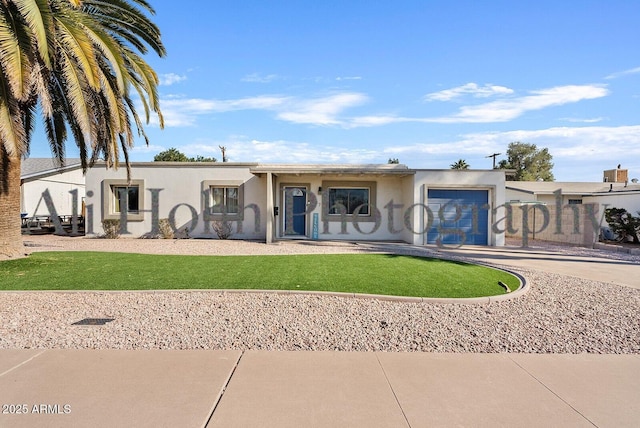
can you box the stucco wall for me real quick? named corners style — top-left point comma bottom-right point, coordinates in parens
top-left (85, 163), bottom-right (264, 239)
top-left (272, 173), bottom-right (410, 241)
top-left (413, 170), bottom-right (506, 246)
top-left (21, 168), bottom-right (85, 217)
top-left (85, 164), bottom-right (508, 245)
top-left (505, 203), bottom-right (601, 247)
top-left (584, 192), bottom-right (640, 217)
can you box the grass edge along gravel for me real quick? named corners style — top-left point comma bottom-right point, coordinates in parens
top-left (0, 252), bottom-right (521, 298)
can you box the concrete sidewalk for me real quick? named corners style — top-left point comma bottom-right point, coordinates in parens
top-left (0, 350), bottom-right (638, 427)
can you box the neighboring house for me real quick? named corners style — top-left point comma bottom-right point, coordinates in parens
top-left (583, 188), bottom-right (640, 216)
top-left (84, 162), bottom-right (507, 246)
top-left (20, 158), bottom-right (85, 219)
top-left (504, 169), bottom-right (640, 245)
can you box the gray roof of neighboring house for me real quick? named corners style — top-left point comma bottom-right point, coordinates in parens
top-left (505, 181), bottom-right (638, 196)
top-left (21, 157), bottom-right (82, 181)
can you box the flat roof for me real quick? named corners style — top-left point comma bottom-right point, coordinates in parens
top-left (249, 164), bottom-right (415, 176)
top-left (506, 181), bottom-right (632, 195)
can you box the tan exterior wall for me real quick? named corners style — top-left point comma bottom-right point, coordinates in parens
top-left (85, 163), bottom-right (264, 239)
top-left (272, 173), bottom-right (410, 241)
top-left (85, 163), bottom-right (507, 245)
top-left (505, 203), bottom-right (601, 246)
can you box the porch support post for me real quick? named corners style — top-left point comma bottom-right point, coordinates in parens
top-left (266, 172), bottom-right (274, 244)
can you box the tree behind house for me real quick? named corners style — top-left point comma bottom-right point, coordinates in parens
top-left (154, 148), bottom-right (217, 162)
top-left (450, 159), bottom-right (470, 170)
top-left (498, 142), bottom-right (554, 181)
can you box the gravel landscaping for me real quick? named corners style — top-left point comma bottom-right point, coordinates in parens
top-left (0, 236), bottom-right (638, 353)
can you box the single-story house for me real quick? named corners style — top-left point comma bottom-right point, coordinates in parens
top-left (21, 157), bottom-right (85, 220)
top-left (506, 181), bottom-right (634, 206)
top-left (83, 162), bottom-right (507, 246)
top-left (504, 170), bottom-right (640, 245)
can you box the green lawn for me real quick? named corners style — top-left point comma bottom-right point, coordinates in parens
top-left (0, 252), bottom-right (521, 298)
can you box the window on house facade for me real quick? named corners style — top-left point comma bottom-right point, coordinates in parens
top-left (112, 186), bottom-right (140, 213)
top-left (102, 179), bottom-right (145, 221)
top-left (202, 180), bottom-right (245, 221)
top-left (210, 186), bottom-right (239, 215)
top-left (568, 199), bottom-right (583, 205)
top-left (328, 187), bottom-right (370, 215)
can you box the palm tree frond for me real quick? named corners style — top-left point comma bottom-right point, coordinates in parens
top-left (84, 0), bottom-right (165, 57)
top-left (0, 4), bottom-right (34, 100)
top-left (54, 9), bottom-right (101, 90)
top-left (13, 0), bottom-right (52, 68)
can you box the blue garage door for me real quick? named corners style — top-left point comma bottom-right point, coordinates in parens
top-left (427, 189), bottom-right (489, 245)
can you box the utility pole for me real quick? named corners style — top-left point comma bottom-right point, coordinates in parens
top-left (486, 153), bottom-right (501, 169)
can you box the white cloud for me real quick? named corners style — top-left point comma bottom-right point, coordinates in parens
top-left (560, 117), bottom-right (605, 123)
top-left (335, 76), bottom-right (362, 81)
top-left (159, 73), bottom-right (187, 86)
top-left (487, 125), bottom-right (640, 160)
top-left (277, 93), bottom-right (368, 125)
top-left (138, 125), bottom-right (640, 180)
top-left (347, 115), bottom-right (405, 128)
top-left (156, 92), bottom-right (367, 127)
top-left (241, 73), bottom-right (279, 83)
top-left (381, 125), bottom-right (640, 180)
top-left (174, 137), bottom-right (380, 164)
top-left (424, 83), bottom-right (514, 101)
top-left (157, 96), bottom-right (290, 126)
top-left (129, 143), bottom-right (166, 154)
top-left (344, 85), bottom-right (609, 127)
top-left (430, 84), bottom-right (608, 123)
top-left (605, 66), bottom-right (640, 80)
top-left (155, 84), bottom-right (608, 130)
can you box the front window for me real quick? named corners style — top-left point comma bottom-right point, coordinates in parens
top-left (328, 187), bottom-right (370, 215)
top-left (211, 186), bottom-right (239, 214)
top-left (102, 179), bottom-right (145, 221)
top-left (112, 186), bottom-right (140, 213)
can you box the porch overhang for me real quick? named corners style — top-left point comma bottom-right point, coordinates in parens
top-left (253, 164), bottom-right (415, 244)
top-left (250, 164), bottom-right (416, 178)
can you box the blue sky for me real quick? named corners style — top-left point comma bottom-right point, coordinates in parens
top-left (31, 1), bottom-right (640, 181)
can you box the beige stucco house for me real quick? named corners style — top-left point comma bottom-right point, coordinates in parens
top-left (83, 162), bottom-right (507, 246)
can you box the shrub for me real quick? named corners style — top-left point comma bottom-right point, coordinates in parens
top-left (604, 207), bottom-right (640, 244)
top-left (101, 220), bottom-right (121, 239)
top-left (158, 218), bottom-right (174, 239)
top-left (212, 220), bottom-right (233, 239)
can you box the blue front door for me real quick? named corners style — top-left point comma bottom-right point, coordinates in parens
top-left (284, 187), bottom-right (306, 236)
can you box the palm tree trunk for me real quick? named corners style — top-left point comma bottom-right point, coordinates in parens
top-left (0, 146), bottom-right (26, 258)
